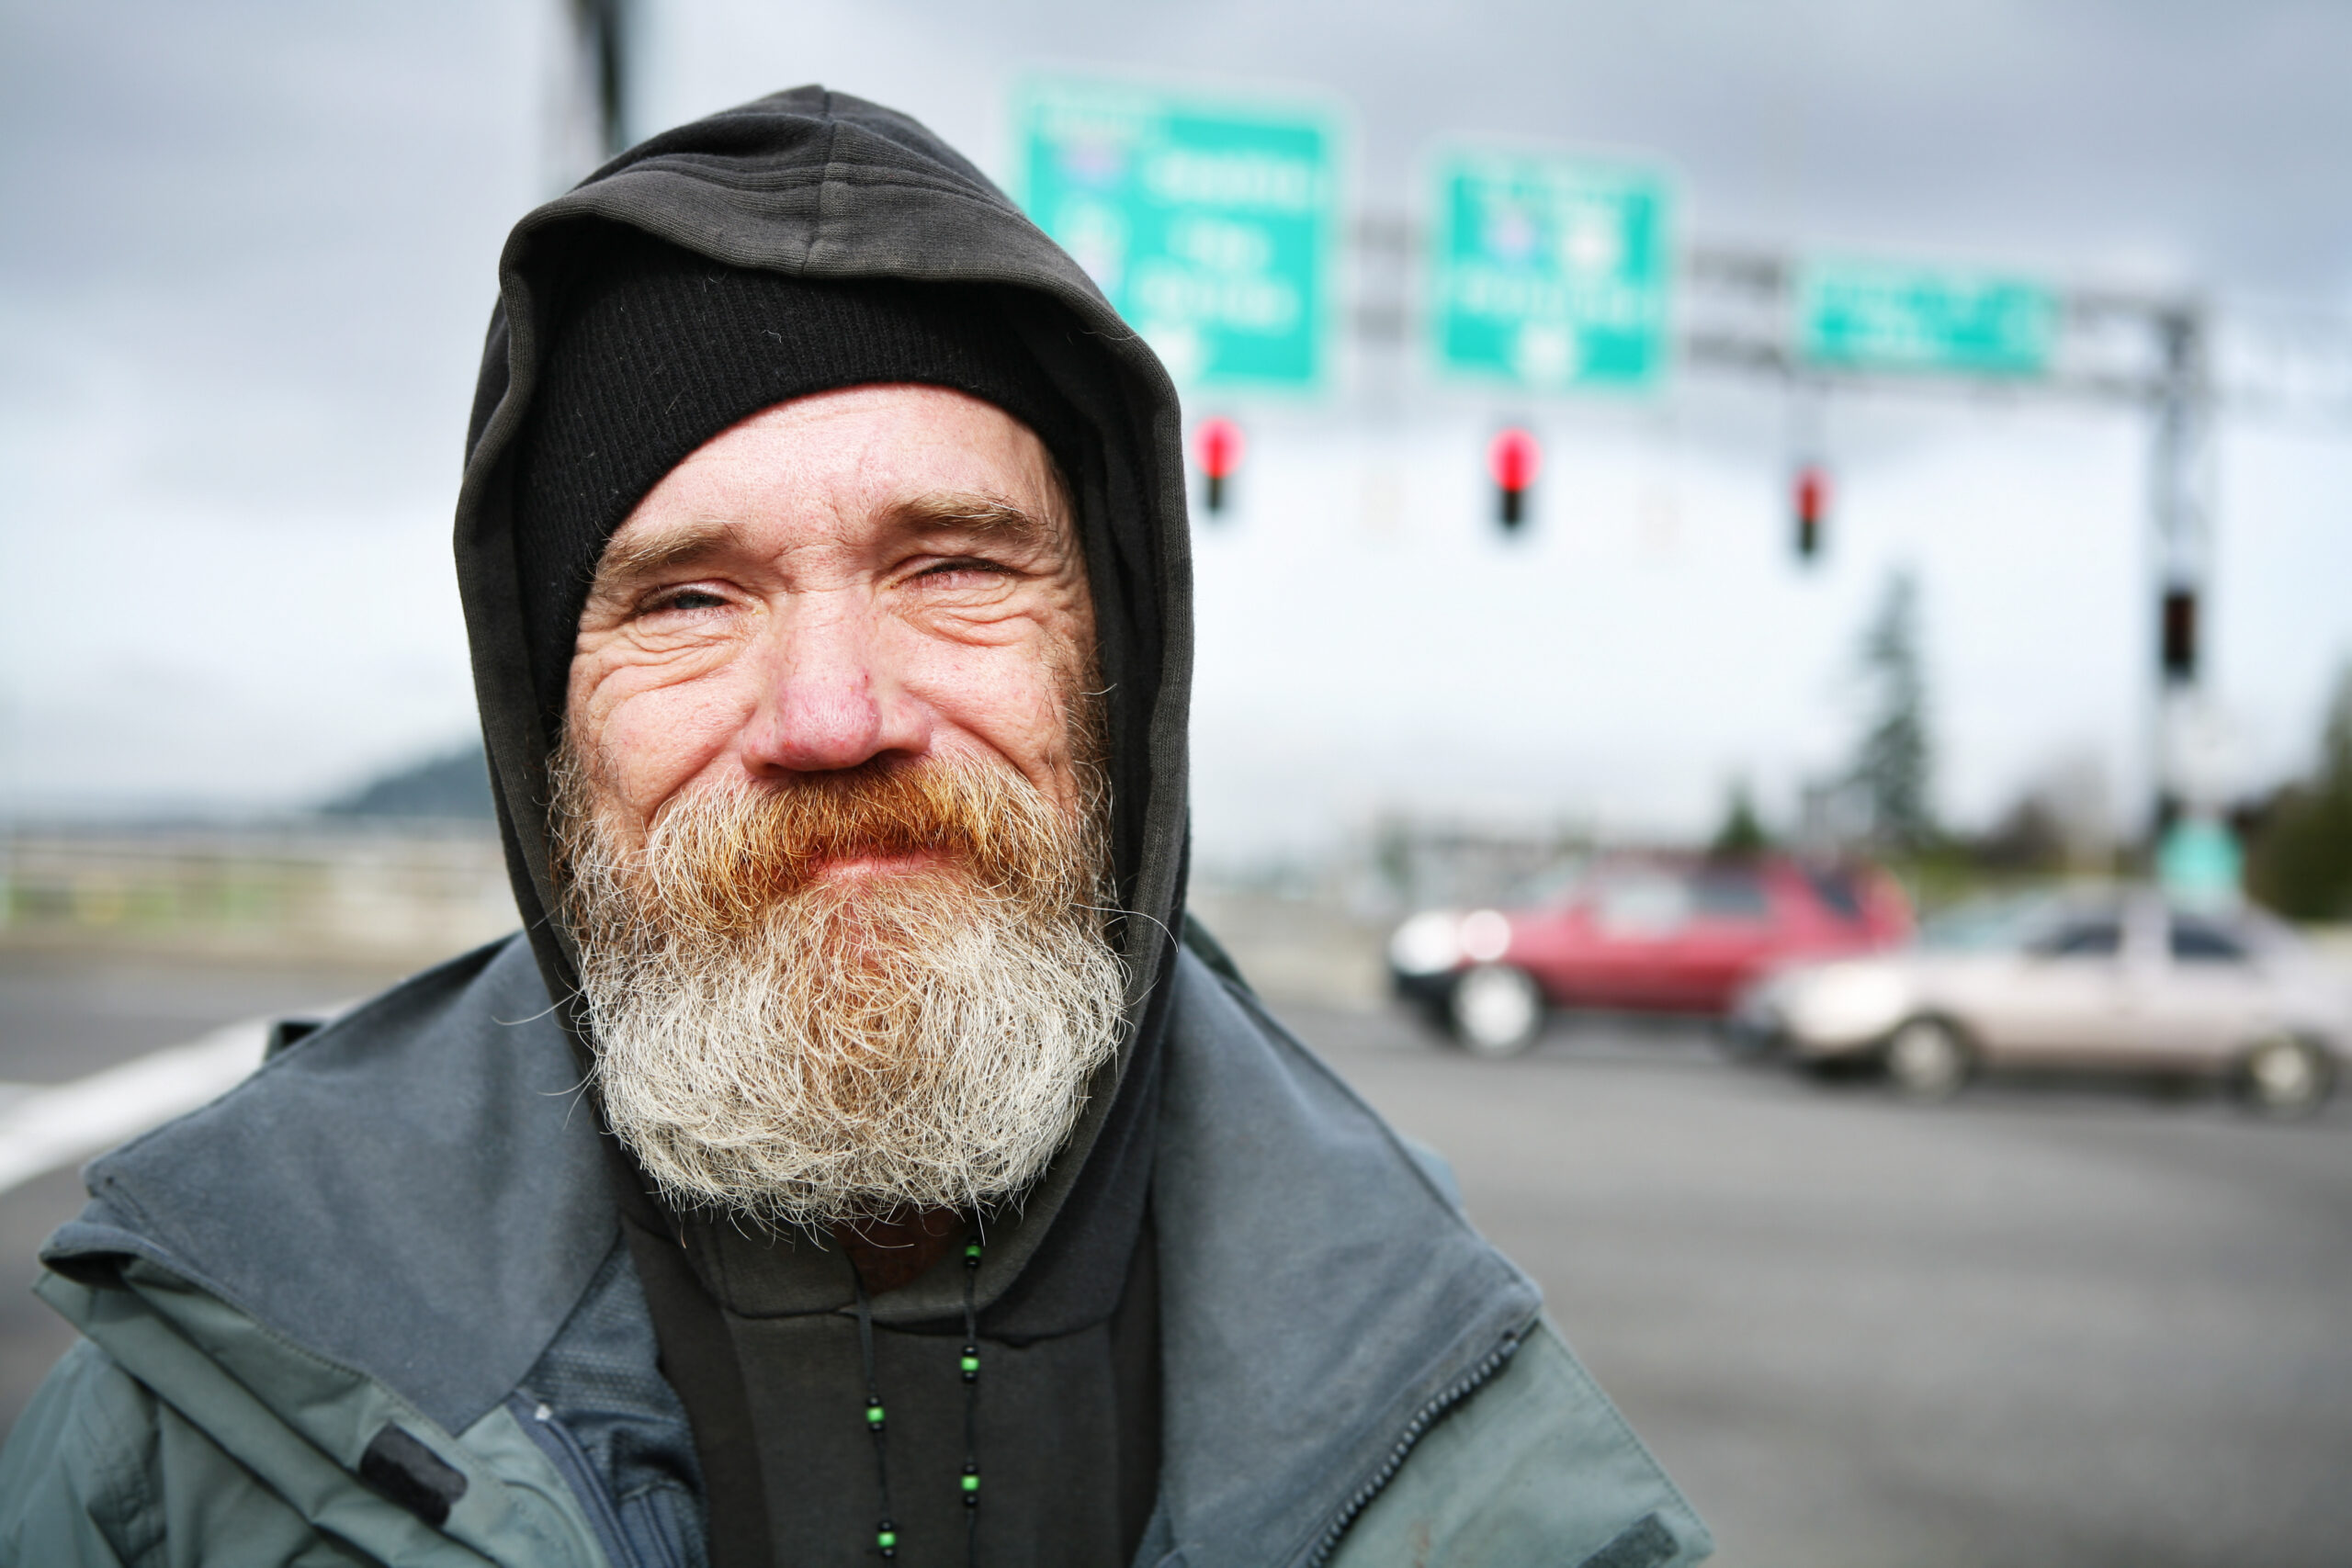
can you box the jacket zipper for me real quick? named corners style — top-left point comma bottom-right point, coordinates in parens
top-left (510, 1393), bottom-right (677, 1568)
top-left (1299, 1325), bottom-right (1530, 1568)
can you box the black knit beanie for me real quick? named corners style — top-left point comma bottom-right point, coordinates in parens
top-left (514, 231), bottom-right (1089, 736)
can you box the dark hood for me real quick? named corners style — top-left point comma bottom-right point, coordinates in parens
top-left (454, 86), bottom-right (1194, 1275)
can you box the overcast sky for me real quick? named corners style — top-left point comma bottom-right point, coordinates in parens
top-left (3, 0), bottom-right (2347, 857)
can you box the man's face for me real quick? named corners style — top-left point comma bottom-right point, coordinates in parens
top-left (556, 383), bottom-right (1125, 1228)
top-left (569, 382), bottom-right (1097, 857)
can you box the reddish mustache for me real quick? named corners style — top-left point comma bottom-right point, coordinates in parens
top-left (642, 760), bottom-right (1066, 928)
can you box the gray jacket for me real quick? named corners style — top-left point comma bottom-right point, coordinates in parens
top-left (2, 932), bottom-right (1707, 1567)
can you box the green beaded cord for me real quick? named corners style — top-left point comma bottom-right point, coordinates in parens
top-left (961, 1238), bottom-right (983, 1538)
top-left (854, 1270), bottom-right (899, 1559)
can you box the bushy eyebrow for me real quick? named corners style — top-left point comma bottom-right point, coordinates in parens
top-left (894, 491), bottom-right (1057, 549)
top-left (589, 518), bottom-right (736, 594)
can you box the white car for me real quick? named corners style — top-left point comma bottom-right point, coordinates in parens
top-left (1732, 890), bottom-right (2349, 1112)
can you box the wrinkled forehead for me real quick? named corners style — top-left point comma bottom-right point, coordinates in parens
top-left (587, 383), bottom-right (1080, 591)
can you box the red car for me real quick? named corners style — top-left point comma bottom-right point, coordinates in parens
top-left (1388, 854), bottom-right (1913, 1055)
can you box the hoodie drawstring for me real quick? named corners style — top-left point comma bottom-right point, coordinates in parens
top-left (854, 1240), bottom-right (984, 1564)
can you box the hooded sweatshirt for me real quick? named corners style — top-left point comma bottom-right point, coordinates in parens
top-left (0, 86), bottom-right (1713, 1568)
top-left (452, 86), bottom-right (1197, 1566)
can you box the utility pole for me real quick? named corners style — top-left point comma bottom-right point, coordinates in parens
top-left (573, 0), bottom-right (632, 158)
top-left (548, 0), bottom-right (632, 188)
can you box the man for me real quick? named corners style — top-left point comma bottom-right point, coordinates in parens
top-left (0, 89), bottom-right (1708, 1567)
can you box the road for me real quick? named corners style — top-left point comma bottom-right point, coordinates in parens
top-left (2, 948), bottom-right (2347, 1566)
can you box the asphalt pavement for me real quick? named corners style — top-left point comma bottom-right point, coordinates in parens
top-left (1, 948), bottom-right (2346, 1567)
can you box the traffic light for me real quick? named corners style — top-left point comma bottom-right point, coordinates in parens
top-left (1488, 427), bottom-right (1540, 531)
top-left (2161, 586), bottom-right (2199, 683)
top-left (1793, 463), bottom-right (1828, 562)
top-left (1193, 416), bottom-right (1243, 517)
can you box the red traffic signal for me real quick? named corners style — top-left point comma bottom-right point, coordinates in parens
top-left (1793, 464), bottom-right (1829, 562)
top-left (1488, 427), bottom-right (1541, 529)
top-left (1193, 417), bottom-right (1244, 516)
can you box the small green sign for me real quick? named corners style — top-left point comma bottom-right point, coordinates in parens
top-left (1014, 78), bottom-right (1340, 392)
top-left (2158, 816), bottom-right (2243, 909)
top-left (1430, 148), bottom-right (1675, 392)
top-left (1800, 261), bottom-right (2057, 376)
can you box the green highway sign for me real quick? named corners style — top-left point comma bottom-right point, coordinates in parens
top-left (1430, 148), bottom-right (1675, 392)
top-left (1014, 78), bottom-right (1340, 392)
top-left (1799, 261), bottom-right (2057, 376)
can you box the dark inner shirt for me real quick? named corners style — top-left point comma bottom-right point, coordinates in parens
top-left (607, 1055), bottom-right (1163, 1568)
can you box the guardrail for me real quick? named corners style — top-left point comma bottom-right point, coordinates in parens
top-left (0, 822), bottom-right (520, 963)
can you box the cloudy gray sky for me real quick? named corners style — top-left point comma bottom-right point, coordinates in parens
top-left (4, 0), bottom-right (2347, 855)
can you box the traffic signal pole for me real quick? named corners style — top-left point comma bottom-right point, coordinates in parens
top-left (1341, 219), bottom-right (2259, 843)
top-left (2148, 304), bottom-right (2216, 839)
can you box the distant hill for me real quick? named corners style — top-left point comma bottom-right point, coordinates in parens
top-left (323, 740), bottom-right (495, 820)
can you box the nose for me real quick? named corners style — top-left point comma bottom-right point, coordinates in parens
top-left (738, 593), bottom-right (931, 775)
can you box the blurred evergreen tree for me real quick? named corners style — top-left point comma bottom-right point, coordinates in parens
top-left (1711, 779), bottom-right (1770, 858)
top-left (2245, 669), bottom-right (2352, 919)
top-left (1851, 570), bottom-right (1936, 852)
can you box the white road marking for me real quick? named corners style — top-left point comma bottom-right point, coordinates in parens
top-left (0, 1021), bottom-right (270, 1195)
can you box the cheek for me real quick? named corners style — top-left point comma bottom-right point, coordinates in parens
top-left (900, 633), bottom-right (1082, 798)
top-left (573, 667), bottom-right (755, 822)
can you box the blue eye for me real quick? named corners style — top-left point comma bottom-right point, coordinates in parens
top-left (658, 590), bottom-right (728, 612)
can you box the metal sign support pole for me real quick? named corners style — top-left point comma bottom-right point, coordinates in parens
top-left (2149, 303), bottom-right (2212, 837)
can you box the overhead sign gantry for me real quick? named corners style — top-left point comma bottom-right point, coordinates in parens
top-left (1007, 76), bottom-right (2331, 853)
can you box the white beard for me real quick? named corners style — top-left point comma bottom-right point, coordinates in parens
top-left (554, 751), bottom-right (1127, 1230)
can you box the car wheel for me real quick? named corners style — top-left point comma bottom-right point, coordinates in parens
top-left (2238, 1035), bottom-right (2335, 1117)
top-left (1884, 1017), bottom-right (1971, 1100)
top-left (1450, 964), bottom-right (1544, 1057)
